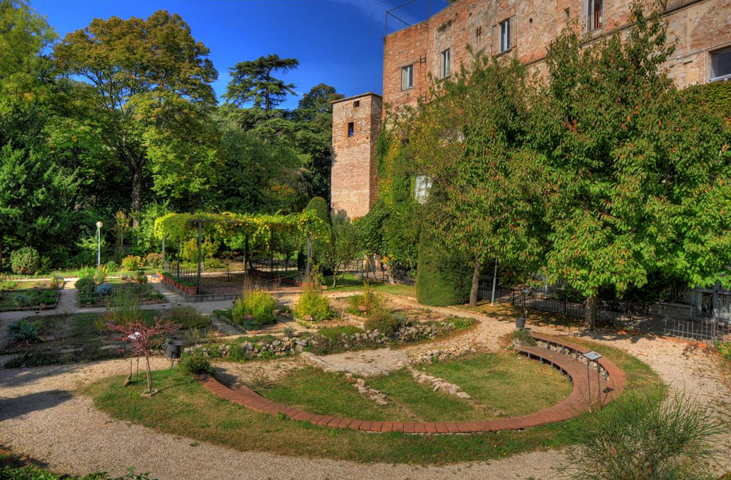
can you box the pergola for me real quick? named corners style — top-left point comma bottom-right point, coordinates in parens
top-left (154, 211), bottom-right (328, 292)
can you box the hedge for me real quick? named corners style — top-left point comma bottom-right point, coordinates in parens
top-left (415, 232), bottom-right (471, 306)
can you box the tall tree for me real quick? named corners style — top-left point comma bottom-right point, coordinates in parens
top-left (409, 55), bottom-right (548, 306)
top-left (0, 0), bottom-right (56, 113)
top-left (293, 83), bottom-right (343, 201)
top-left (224, 54), bottom-right (299, 114)
top-left (533, 4), bottom-right (731, 329)
top-left (53, 11), bottom-right (218, 225)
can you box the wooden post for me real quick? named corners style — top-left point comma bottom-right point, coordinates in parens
top-left (491, 258), bottom-right (498, 305)
top-left (196, 221), bottom-right (202, 294)
top-left (305, 235), bottom-right (311, 285)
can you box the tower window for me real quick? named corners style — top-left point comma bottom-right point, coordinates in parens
top-left (353, 100), bottom-right (360, 108)
top-left (347, 122), bottom-right (354, 137)
top-left (711, 47), bottom-right (731, 82)
top-left (499, 18), bottom-right (511, 53)
top-left (440, 48), bottom-right (451, 79)
top-left (587, 0), bottom-right (603, 32)
top-left (401, 64), bottom-right (414, 90)
top-left (414, 175), bottom-right (432, 204)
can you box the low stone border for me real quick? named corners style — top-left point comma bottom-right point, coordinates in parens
top-left (197, 336), bottom-right (627, 434)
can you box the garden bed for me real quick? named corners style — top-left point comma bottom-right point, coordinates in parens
top-left (77, 281), bottom-right (166, 307)
top-left (85, 339), bottom-right (660, 465)
top-left (0, 279), bottom-right (63, 312)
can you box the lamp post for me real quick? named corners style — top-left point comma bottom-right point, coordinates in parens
top-left (582, 351), bottom-right (603, 411)
top-left (96, 221), bottom-right (103, 267)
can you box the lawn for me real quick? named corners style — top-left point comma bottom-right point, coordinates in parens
top-left (324, 273), bottom-right (416, 297)
top-left (86, 339), bottom-right (661, 465)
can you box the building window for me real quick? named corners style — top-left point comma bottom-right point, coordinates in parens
top-left (711, 47), bottom-right (731, 82)
top-left (353, 100), bottom-right (360, 108)
top-left (440, 48), bottom-right (451, 79)
top-left (587, 0), bottom-right (603, 32)
top-left (401, 64), bottom-right (414, 90)
top-left (499, 18), bottom-right (511, 53)
top-left (414, 175), bottom-right (432, 204)
top-left (347, 122), bottom-right (354, 137)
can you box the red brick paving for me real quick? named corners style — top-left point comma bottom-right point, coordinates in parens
top-left (198, 336), bottom-right (627, 434)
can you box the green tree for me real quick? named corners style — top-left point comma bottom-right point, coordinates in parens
top-left (409, 54), bottom-right (548, 306)
top-left (0, 0), bottom-right (56, 113)
top-left (53, 11), bottom-right (218, 225)
top-left (224, 54), bottom-right (299, 114)
top-left (533, 4), bottom-right (731, 329)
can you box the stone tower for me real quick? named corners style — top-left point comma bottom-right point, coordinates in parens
top-left (331, 92), bottom-right (383, 219)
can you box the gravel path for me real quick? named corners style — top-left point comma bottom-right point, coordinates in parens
top-left (1, 293), bottom-right (730, 479)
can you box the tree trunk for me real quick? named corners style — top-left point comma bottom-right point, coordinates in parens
top-left (145, 355), bottom-right (153, 393)
top-left (332, 269), bottom-right (338, 288)
top-left (131, 169), bottom-right (142, 228)
top-left (585, 295), bottom-right (598, 331)
top-left (469, 257), bottom-right (481, 307)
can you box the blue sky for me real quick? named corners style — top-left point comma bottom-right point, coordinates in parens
top-left (32, 0), bottom-right (449, 109)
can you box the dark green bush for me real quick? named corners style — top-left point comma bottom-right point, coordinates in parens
top-left (364, 311), bottom-right (398, 336)
top-left (232, 290), bottom-right (278, 325)
top-left (10, 247), bottom-right (40, 275)
top-left (75, 277), bottom-right (96, 297)
top-left (415, 233), bottom-right (471, 306)
top-left (179, 353), bottom-right (215, 376)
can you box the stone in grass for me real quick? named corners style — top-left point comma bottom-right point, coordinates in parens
top-left (140, 388), bottom-right (159, 397)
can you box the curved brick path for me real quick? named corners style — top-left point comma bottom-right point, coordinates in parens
top-left (199, 334), bottom-right (626, 434)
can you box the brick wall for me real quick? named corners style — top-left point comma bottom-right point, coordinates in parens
top-left (331, 93), bottom-right (383, 219)
top-left (383, 0), bottom-right (731, 115)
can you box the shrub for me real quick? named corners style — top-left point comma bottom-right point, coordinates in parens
top-left (561, 388), bottom-right (723, 480)
top-left (95, 283), bottom-right (114, 297)
top-left (37, 290), bottom-right (56, 304)
top-left (9, 320), bottom-right (41, 343)
top-left (121, 255), bottom-right (143, 272)
top-left (145, 253), bottom-right (163, 268)
top-left (93, 266), bottom-right (108, 284)
top-left (75, 277), bottom-right (96, 297)
top-left (135, 271), bottom-right (148, 284)
top-left (179, 353), bottom-right (215, 376)
top-left (347, 283), bottom-right (384, 316)
top-left (12, 293), bottom-right (33, 308)
top-left (510, 329), bottom-right (536, 346)
top-left (415, 233), bottom-right (472, 306)
top-left (167, 306), bottom-right (211, 329)
top-left (105, 260), bottom-right (118, 273)
top-left (294, 288), bottom-right (332, 322)
top-left (717, 341), bottom-right (731, 362)
top-left (10, 247), bottom-right (40, 275)
top-left (49, 273), bottom-right (64, 289)
top-left (232, 290), bottom-right (278, 326)
top-left (364, 311), bottom-right (398, 336)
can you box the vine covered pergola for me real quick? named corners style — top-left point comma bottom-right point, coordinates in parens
top-left (154, 211), bottom-right (328, 292)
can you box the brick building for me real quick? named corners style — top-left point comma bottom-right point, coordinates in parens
top-left (331, 0), bottom-right (731, 218)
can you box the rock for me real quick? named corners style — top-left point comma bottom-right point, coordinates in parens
top-left (375, 398), bottom-right (389, 406)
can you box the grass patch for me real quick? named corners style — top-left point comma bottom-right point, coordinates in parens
top-left (86, 338), bottom-right (661, 464)
top-left (316, 325), bottom-right (364, 341)
top-left (258, 367), bottom-right (409, 421)
top-left (325, 274), bottom-right (416, 297)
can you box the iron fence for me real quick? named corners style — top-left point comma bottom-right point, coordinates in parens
top-left (663, 316), bottom-right (731, 344)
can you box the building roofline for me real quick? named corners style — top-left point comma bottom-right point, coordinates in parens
top-left (331, 92), bottom-right (383, 105)
top-left (384, 0), bottom-right (459, 40)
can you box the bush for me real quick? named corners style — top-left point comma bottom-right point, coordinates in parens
top-left (561, 388), bottom-right (723, 480)
top-left (37, 290), bottom-right (56, 304)
top-left (364, 311), bottom-right (398, 336)
top-left (105, 260), bottom-right (118, 273)
top-left (10, 247), bottom-right (40, 275)
top-left (415, 233), bottom-right (472, 306)
top-left (95, 283), bottom-right (114, 297)
top-left (135, 271), bottom-right (148, 284)
top-left (12, 293), bottom-right (33, 308)
top-left (509, 329), bottom-right (536, 346)
top-left (121, 255), bottom-right (143, 272)
top-left (49, 273), bottom-right (64, 289)
top-left (347, 283), bottom-right (384, 316)
top-left (9, 320), bottom-right (41, 343)
top-left (179, 353), bottom-right (215, 376)
top-left (294, 288), bottom-right (332, 322)
top-left (75, 277), bottom-right (96, 297)
top-left (717, 341), bottom-right (731, 362)
top-left (145, 253), bottom-right (163, 268)
top-left (167, 306), bottom-right (211, 329)
top-left (94, 266), bottom-right (108, 284)
top-left (232, 290), bottom-right (278, 326)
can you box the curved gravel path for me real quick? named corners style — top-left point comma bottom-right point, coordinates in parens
top-left (1, 294), bottom-right (730, 479)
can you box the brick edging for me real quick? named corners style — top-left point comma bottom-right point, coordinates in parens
top-left (196, 337), bottom-right (626, 434)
